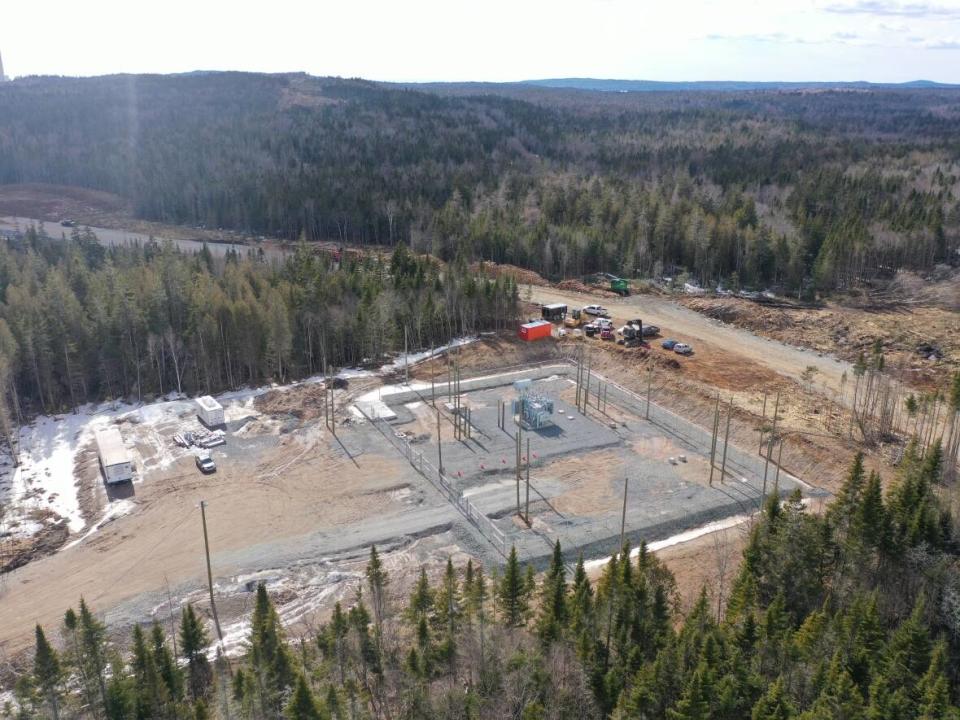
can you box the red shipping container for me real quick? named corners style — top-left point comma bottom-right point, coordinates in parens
top-left (519, 320), bottom-right (553, 341)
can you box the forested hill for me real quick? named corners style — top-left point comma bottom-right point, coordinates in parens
top-left (1, 72), bottom-right (959, 291)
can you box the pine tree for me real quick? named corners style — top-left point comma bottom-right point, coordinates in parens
top-left (285, 675), bottom-right (327, 720)
top-left (365, 545), bottom-right (388, 641)
top-left (751, 678), bottom-right (794, 720)
top-left (498, 546), bottom-right (528, 627)
top-left (407, 567), bottom-right (434, 626)
top-left (33, 625), bottom-right (62, 720)
top-left (536, 540), bottom-right (568, 644)
top-left (179, 605), bottom-right (212, 702)
top-left (79, 598), bottom-right (109, 718)
top-left (249, 583), bottom-right (294, 716)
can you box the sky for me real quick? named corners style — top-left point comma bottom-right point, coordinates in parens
top-left (3, 0), bottom-right (960, 83)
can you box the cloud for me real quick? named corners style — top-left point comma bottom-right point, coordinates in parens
top-left (706, 32), bottom-right (819, 44)
top-left (924, 37), bottom-right (960, 47)
top-left (832, 31), bottom-right (860, 39)
top-left (824, 1), bottom-right (960, 18)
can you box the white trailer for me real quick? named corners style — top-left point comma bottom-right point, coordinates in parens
top-left (196, 396), bottom-right (225, 427)
top-left (95, 427), bottom-right (133, 484)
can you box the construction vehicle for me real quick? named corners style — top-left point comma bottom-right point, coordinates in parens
top-left (564, 308), bottom-right (584, 328)
top-left (589, 272), bottom-right (630, 296)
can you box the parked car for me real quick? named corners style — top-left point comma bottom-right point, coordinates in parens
top-left (596, 318), bottom-right (614, 329)
top-left (582, 304), bottom-right (610, 317)
top-left (195, 453), bottom-right (216, 474)
top-left (584, 322), bottom-right (599, 337)
top-left (600, 326), bottom-right (615, 340)
top-left (673, 343), bottom-right (693, 355)
top-left (661, 339), bottom-right (678, 350)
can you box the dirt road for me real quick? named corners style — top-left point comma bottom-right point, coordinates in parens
top-left (532, 287), bottom-right (853, 400)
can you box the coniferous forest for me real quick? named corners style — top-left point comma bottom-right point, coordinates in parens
top-left (9, 449), bottom-right (960, 719)
top-left (0, 226), bottom-right (518, 427)
top-left (0, 74), bottom-right (958, 293)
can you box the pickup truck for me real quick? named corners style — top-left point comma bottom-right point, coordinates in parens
top-left (582, 304), bottom-right (610, 318)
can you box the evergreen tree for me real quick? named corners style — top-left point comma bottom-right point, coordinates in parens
top-left (33, 625), bottom-right (62, 720)
top-left (179, 605), bottom-right (212, 702)
top-left (498, 546), bottom-right (529, 627)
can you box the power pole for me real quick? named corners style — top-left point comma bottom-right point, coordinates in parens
top-left (619, 477), bottom-right (629, 550)
top-left (645, 365), bottom-right (653, 420)
top-left (719, 397), bottom-right (733, 484)
top-left (759, 392), bottom-right (768, 453)
top-left (436, 408), bottom-right (443, 475)
top-left (709, 394), bottom-right (720, 485)
top-left (199, 501), bottom-right (224, 643)
top-left (404, 326), bottom-right (409, 385)
top-left (525, 438), bottom-right (531, 525)
top-left (515, 426), bottom-right (521, 517)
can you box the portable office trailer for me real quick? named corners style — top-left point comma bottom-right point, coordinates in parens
top-left (519, 320), bottom-right (553, 341)
top-left (95, 427), bottom-right (133, 484)
top-left (541, 303), bottom-right (567, 322)
top-left (196, 396), bottom-right (225, 427)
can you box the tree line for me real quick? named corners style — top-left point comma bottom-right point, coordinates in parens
top-left (0, 73), bottom-right (957, 293)
top-left (0, 226), bottom-right (518, 433)
top-left (9, 447), bottom-right (960, 719)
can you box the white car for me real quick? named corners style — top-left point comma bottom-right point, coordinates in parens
top-left (582, 305), bottom-right (610, 317)
top-left (673, 343), bottom-right (693, 356)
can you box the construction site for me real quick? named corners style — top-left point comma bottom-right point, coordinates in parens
top-left (0, 267), bottom-right (954, 662)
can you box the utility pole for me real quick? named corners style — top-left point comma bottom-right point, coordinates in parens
top-left (525, 438), bottom-right (531, 525)
top-left (584, 355), bottom-right (592, 413)
top-left (436, 408), bottom-right (443, 475)
top-left (404, 326), bottom-right (409, 385)
top-left (515, 427), bottom-right (521, 517)
top-left (762, 435), bottom-right (775, 502)
top-left (709, 393), bottom-right (720, 485)
top-left (719, 397), bottom-right (733, 484)
top-left (619, 477), bottom-right (629, 550)
top-left (759, 392), bottom-right (768, 453)
top-left (645, 366), bottom-right (653, 420)
top-left (199, 501), bottom-right (224, 643)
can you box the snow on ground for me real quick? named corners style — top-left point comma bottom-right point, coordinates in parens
top-left (0, 384), bottom-right (272, 542)
top-left (63, 499), bottom-right (135, 550)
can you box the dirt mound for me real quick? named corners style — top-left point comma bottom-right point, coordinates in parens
top-left (471, 261), bottom-right (550, 287)
top-left (256, 383), bottom-right (328, 420)
top-left (557, 279), bottom-right (619, 297)
top-left (683, 298), bottom-right (796, 331)
top-left (1, 514), bottom-right (69, 574)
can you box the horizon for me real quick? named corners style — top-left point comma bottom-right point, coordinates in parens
top-left (4, 0), bottom-right (960, 84)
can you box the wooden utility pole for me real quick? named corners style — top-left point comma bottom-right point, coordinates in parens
top-left (719, 398), bottom-right (732, 484)
top-left (436, 408), bottom-right (443, 475)
top-left (759, 392), bottom-right (768, 453)
top-left (525, 438), bottom-right (531, 525)
top-left (762, 434), bottom-right (776, 501)
top-left (709, 394), bottom-right (720, 485)
top-left (619, 477), bottom-right (629, 550)
top-left (515, 427), bottom-right (521, 516)
top-left (584, 355), bottom-right (592, 413)
top-left (645, 366), bottom-right (653, 420)
top-left (199, 501), bottom-right (224, 643)
top-left (774, 438), bottom-right (784, 495)
top-left (404, 326), bottom-right (409, 385)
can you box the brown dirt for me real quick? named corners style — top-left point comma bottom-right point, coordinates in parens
top-left (256, 383), bottom-right (328, 421)
top-left (0, 512), bottom-right (69, 573)
top-left (471, 261), bottom-right (551, 287)
top-left (556, 279), bottom-right (621, 297)
top-left (0, 426), bottom-right (415, 654)
top-left (0, 183), bottom-right (131, 223)
top-left (544, 451), bottom-right (623, 517)
top-left (681, 296), bottom-right (959, 391)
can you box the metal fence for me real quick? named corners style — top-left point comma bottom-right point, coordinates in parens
top-left (353, 403), bottom-right (508, 557)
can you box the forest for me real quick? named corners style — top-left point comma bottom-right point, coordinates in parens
top-left (8, 447), bottom-right (960, 719)
top-left (0, 73), bottom-right (958, 292)
top-left (0, 225), bottom-right (518, 427)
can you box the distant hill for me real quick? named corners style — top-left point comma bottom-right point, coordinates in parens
top-left (520, 77), bottom-right (960, 92)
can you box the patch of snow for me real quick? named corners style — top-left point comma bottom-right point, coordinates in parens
top-left (63, 499), bottom-right (135, 550)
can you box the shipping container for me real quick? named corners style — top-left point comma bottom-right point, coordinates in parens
top-left (519, 320), bottom-right (553, 341)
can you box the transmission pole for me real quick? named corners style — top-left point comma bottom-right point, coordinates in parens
top-left (200, 501), bottom-right (224, 643)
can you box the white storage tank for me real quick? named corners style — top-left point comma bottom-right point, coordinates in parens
top-left (95, 427), bottom-right (133, 484)
top-left (196, 396), bottom-right (225, 427)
